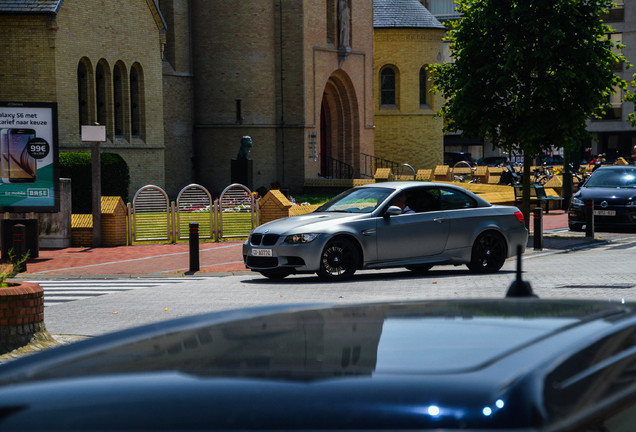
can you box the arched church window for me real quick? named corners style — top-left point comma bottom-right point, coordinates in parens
top-left (95, 60), bottom-right (111, 134)
top-left (380, 67), bottom-right (397, 106)
top-left (420, 66), bottom-right (430, 107)
top-left (130, 63), bottom-right (145, 139)
top-left (326, 0), bottom-right (337, 45)
top-left (77, 59), bottom-right (92, 131)
top-left (113, 63), bottom-right (127, 137)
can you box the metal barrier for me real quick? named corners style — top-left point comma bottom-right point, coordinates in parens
top-left (217, 183), bottom-right (258, 241)
top-left (131, 185), bottom-right (171, 242)
top-left (128, 183), bottom-right (258, 243)
top-left (176, 184), bottom-right (214, 240)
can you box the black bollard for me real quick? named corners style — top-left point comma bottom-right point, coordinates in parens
top-left (585, 200), bottom-right (595, 238)
top-left (533, 207), bottom-right (543, 251)
top-left (12, 224), bottom-right (26, 272)
top-left (189, 222), bottom-right (199, 273)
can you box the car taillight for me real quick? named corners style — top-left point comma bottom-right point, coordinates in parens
top-left (514, 211), bottom-right (524, 224)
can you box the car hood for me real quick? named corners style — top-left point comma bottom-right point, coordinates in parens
top-left (576, 187), bottom-right (636, 204)
top-left (253, 211), bottom-right (367, 234)
top-left (0, 300), bottom-right (636, 430)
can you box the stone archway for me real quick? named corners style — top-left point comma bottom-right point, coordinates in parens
top-left (320, 71), bottom-right (360, 177)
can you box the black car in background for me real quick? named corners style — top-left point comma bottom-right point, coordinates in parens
top-left (476, 156), bottom-right (509, 166)
top-left (444, 151), bottom-right (474, 167)
top-left (2, 299), bottom-right (636, 430)
top-left (568, 165), bottom-right (636, 231)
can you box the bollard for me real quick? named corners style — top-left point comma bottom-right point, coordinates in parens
top-left (189, 222), bottom-right (200, 273)
top-left (533, 207), bottom-right (543, 251)
top-left (585, 200), bottom-right (595, 238)
top-left (12, 224), bottom-right (26, 272)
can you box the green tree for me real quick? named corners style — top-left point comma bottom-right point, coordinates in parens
top-left (430, 0), bottom-right (629, 225)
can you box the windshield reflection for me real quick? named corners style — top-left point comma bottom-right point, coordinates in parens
top-left (586, 168), bottom-right (636, 188)
top-left (316, 187), bottom-right (393, 213)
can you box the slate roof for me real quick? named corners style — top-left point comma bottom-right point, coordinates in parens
top-left (374, 0), bottom-right (445, 29)
top-left (0, 0), bottom-right (62, 14)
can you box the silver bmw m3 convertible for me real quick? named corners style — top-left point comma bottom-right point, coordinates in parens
top-left (243, 182), bottom-right (528, 281)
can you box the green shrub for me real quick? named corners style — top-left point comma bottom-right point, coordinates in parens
top-left (60, 152), bottom-right (130, 213)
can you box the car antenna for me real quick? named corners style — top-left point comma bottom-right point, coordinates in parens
top-left (506, 245), bottom-right (537, 298)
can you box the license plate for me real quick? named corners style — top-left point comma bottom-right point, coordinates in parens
top-left (594, 210), bottom-right (616, 216)
top-left (252, 248), bottom-right (273, 257)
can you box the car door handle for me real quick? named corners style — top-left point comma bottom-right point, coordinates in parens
top-left (433, 218), bottom-right (445, 224)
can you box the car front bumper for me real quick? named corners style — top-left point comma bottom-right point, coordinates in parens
top-left (243, 233), bottom-right (331, 273)
top-left (568, 205), bottom-right (636, 227)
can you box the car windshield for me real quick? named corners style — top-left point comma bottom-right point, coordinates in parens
top-left (585, 168), bottom-right (636, 188)
top-left (316, 187), bottom-right (393, 213)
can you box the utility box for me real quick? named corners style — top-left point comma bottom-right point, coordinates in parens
top-left (1, 219), bottom-right (39, 260)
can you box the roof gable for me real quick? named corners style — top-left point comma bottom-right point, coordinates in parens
top-left (0, 0), bottom-right (165, 33)
top-left (0, 0), bottom-right (62, 14)
top-left (373, 0), bottom-right (445, 29)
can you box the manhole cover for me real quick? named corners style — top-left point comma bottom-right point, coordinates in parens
top-left (558, 284), bottom-right (635, 290)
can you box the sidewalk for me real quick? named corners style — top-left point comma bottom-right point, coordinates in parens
top-left (14, 210), bottom-right (592, 278)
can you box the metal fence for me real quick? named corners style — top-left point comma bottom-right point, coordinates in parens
top-left (176, 184), bottom-right (213, 240)
top-left (128, 183), bottom-right (258, 243)
top-left (130, 185), bottom-right (172, 242)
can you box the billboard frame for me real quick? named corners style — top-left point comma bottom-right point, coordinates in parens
top-left (0, 101), bottom-right (60, 213)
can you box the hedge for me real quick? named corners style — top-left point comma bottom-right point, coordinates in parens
top-left (60, 152), bottom-right (130, 214)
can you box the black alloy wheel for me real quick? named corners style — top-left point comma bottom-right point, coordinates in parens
top-left (317, 237), bottom-right (359, 281)
top-left (468, 231), bottom-right (506, 274)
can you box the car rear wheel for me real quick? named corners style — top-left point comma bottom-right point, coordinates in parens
top-left (259, 270), bottom-right (291, 280)
top-left (405, 264), bottom-right (433, 273)
top-left (468, 232), bottom-right (506, 274)
top-left (317, 237), bottom-right (359, 281)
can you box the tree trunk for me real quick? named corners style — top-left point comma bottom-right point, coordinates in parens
top-left (522, 156), bottom-right (532, 230)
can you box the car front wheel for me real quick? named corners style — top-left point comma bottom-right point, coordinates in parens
top-left (468, 232), bottom-right (506, 274)
top-left (317, 237), bottom-right (359, 281)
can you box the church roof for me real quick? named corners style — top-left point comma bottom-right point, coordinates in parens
top-left (374, 0), bottom-right (445, 29)
top-left (0, 0), bottom-right (166, 32)
top-left (0, 0), bottom-right (62, 14)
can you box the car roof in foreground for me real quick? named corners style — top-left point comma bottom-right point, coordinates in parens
top-left (1, 299), bottom-right (636, 430)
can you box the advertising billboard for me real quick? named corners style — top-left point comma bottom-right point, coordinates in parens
top-left (0, 102), bottom-right (59, 212)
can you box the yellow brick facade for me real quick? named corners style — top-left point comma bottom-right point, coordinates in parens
top-left (0, 0), bottom-right (166, 200)
top-left (373, 27), bottom-right (445, 171)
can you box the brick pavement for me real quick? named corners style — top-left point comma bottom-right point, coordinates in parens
top-left (15, 211), bottom-right (570, 277)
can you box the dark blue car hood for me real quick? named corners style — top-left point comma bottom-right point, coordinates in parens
top-left (1, 300), bottom-right (636, 430)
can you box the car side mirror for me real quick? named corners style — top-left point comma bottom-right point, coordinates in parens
top-left (385, 206), bottom-right (402, 217)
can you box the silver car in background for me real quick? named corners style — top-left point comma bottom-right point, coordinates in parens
top-left (243, 182), bottom-right (528, 281)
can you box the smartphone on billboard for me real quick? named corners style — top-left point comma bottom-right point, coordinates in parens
top-left (0, 129), bottom-right (6, 182)
top-left (7, 128), bottom-right (36, 183)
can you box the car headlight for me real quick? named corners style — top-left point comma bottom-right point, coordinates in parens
top-left (627, 200), bottom-right (636, 207)
top-left (571, 197), bottom-right (584, 206)
top-left (284, 233), bottom-right (318, 244)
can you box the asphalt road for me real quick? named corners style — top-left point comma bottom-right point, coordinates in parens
top-left (41, 232), bottom-right (636, 338)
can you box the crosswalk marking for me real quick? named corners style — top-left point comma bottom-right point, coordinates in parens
top-left (31, 279), bottom-right (199, 306)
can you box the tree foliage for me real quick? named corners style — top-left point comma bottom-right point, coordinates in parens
top-left (430, 0), bottom-right (629, 158)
